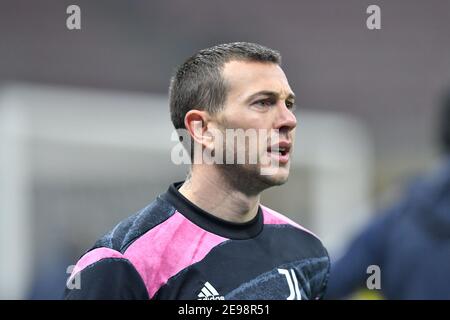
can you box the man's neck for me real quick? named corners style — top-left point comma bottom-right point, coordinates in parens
top-left (178, 166), bottom-right (261, 223)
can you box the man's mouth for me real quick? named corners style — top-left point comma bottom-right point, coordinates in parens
top-left (266, 141), bottom-right (291, 164)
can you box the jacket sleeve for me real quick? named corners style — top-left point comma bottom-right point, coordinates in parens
top-left (324, 203), bottom-right (403, 299)
top-left (63, 257), bottom-right (149, 300)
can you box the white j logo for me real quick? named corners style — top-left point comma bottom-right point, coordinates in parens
top-left (278, 268), bottom-right (301, 300)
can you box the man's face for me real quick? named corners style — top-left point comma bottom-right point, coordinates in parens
top-left (211, 60), bottom-right (297, 191)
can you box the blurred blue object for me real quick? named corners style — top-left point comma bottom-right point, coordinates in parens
top-left (325, 155), bottom-right (450, 299)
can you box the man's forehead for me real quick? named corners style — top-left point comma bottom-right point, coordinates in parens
top-left (222, 60), bottom-right (292, 98)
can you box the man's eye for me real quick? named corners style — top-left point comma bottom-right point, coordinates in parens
top-left (254, 99), bottom-right (275, 107)
top-left (286, 101), bottom-right (296, 110)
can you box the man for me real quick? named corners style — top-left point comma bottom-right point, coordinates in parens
top-left (64, 42), bottom-right (330, 300)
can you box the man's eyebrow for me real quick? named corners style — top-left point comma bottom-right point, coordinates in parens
top-left (244, 90), bottom-right (296, 103)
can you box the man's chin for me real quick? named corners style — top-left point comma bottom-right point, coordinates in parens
top-left (216, 162), bottom-right (290, 194)
top-left (258, 165), bottom-right (290, 186)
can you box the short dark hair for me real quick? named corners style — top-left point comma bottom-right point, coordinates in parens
top-left (169, 42), bottom-right (281, 131)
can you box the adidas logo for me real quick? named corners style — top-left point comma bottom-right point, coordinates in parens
top-left (197, 282), bottom-right (225, 300)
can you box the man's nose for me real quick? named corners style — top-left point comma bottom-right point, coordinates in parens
top-left (275, 102), bottom-right (297, 131)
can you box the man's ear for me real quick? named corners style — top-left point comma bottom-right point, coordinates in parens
top-left (184, 109), bottom-right (212, 147)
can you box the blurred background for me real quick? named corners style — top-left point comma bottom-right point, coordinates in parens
top-left (1, 0), bottom-right (449, 299)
